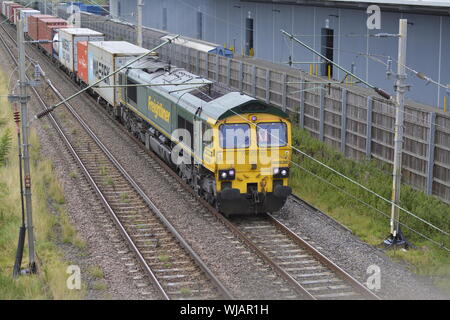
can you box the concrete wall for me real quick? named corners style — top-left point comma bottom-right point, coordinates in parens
top-left (110, 0), bottom-right (449, 110)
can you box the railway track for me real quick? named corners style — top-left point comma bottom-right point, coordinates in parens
top-left (1, 20), bottom-right (381, 300)
top-left (231, 214), bottom-right (379, 299)
top-left (0, 21), bottom-right (232, 300)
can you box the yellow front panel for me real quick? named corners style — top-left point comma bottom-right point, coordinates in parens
top-left (211, 113), bottom-right (292, 193)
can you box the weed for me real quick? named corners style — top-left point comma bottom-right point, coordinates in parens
top-left (88, 266), bottom-right (104, 279)
top-left (290, 127), bottom-right (450, 294)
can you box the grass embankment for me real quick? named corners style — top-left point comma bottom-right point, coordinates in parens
top-left (290, 127), bottom-right (450, 295)
top-left (0, 71), bottom-right (85, 299)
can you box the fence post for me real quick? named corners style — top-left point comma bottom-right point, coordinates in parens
top-left (282, 73), bottom-right (287, 112)
top-left (340, 89), bottom-right (348, 154)
top-left (227, 58), bottom-right (231, 87)
top-left (366, 96), bottom-right (373, 158)
top-left (239, 61), bottom-right (244, 93)
top-left (205, 53), bottom-right (209, 78)
top-left (216, 55), bottom-right (220, 82)
top-left (319, 85), bottom-right (325, 141)
top-left (426, 112), bottom-right (436, 195)
top-left (252, 65), bottom-right (257, 97)
top-left (299, 79), bottom-right (305, 129)
top-left (265, 69), bottom-right (270, 104)
top-left (196, 50), bottom-right (200, 75)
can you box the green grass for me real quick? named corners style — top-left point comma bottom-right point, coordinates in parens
top-left (88, 266), bottom-right (104, 279)
top-left (91, 280), bottom-right (107, 291)
top-left (0, 71), bottom-right (85, 300)
top-left (158, 255), bottom-right (170, 263)
top-left (120, 192), bottom-right (130, 203)
top-left (290, 127), bottom-right (450, 294)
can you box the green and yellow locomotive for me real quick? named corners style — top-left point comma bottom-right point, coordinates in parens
top-left (117, 57), bottom-right (292, 215)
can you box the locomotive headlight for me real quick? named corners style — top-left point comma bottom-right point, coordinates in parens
top-left (219, 169), bottom-right (235, 180)
top-left (273, 167), bottom-right (289, 178)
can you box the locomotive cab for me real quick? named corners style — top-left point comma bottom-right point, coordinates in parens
top-left (209, 100), bottom-right (292, 215)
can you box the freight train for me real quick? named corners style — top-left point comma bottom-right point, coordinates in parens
top-left (0, 2), bottom-right (293, 215)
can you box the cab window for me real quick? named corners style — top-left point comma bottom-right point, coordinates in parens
top-left (219, 123), bottom-right (250, 149)
top-left (257, 122), bottom-right (287, 147)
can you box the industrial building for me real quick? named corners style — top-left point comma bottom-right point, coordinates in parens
top-left (109, 0), bottom-right (450, 110)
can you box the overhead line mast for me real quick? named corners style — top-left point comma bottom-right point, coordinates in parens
top-left (281, 22), bottom-right (412, 248)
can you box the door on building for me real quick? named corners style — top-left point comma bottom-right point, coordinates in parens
top-left (321, 28), bottom-right (334, 77)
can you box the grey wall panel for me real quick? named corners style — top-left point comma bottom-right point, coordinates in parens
top-left (273, 4), bottom-right (294, 64)
top-left (255, 3), bottom-right (273, 61)
top-left (115, 0), bottom-right (450, 109)
top-left (335, 8), bottom-right (369, 82)
top-left (441, 16), bottom-right (450, 110)
top-left (202, 0), bottom-right (217, 42)
top-left (227, 0), bottom-right (244, 54)
top-left (215, 0), bottom-right (228, 46)
top-left (402, 13), bottom-right (440, 107)
top-left (292, 5), bottom-right (317, 63)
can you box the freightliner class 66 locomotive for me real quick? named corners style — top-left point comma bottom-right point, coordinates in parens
top-left (117, 57), bottom-right (292, 215)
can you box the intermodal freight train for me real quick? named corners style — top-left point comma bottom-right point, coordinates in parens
top-left (1, 2), bottom-right (292, 215)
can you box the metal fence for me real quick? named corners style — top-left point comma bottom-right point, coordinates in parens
top-left (78, 13), bottom-right (450, 204)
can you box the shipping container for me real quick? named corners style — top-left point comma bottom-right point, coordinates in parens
top-left (27, 14), bottom-right (53, 40)
top-left (77, 41), bottom-right (88, 83)
top-left (58, 28), bottom-right (104, 73)
top-left (41, 23), bottom-right (68, 56)
top-left (3, 2), bottom-right (13, 18)
top-left (2, 2), bottom-right (13, 16)
top-left (14, 7), bottom-right (30, 25)
top-left (36, 17), bottom-right (66, 49)
top-left (7, 4), bottom-right (21, 22)
top-left (87, 41), bottom-right (150, 107)
top-left (19, 9), bottom-right (40, 33)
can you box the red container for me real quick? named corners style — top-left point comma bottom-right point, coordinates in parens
top-left (41, 24), bottom-right (68, 55)
top-left (77, 41), bottom-right (88, 83)
top-left (7, 4), bottom-right (21, 22)
top-left (28, 14), bottom-right (53, 40)
top-left (14, 6), bottom-right (26, 24)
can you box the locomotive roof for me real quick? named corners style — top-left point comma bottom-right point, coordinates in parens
top-left (125, 58), bottom-right (289, 123)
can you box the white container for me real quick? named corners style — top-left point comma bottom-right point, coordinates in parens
top-left (58, 28), bottom-right (104, 73)
top-left (2, 2), bottom-right (13, 16)
top-left (87, 41), bottom-right (150, 106)
top-left (19, 9), bottom-right (40, 33)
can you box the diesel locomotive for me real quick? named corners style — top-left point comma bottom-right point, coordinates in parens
top-left (117, 57), bottom-right (292, 215)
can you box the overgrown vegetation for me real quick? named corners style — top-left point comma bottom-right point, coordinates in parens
top-left (0, 72), bottom-right (85, 299)
top-left (290, 127), bottom-right (450, 294)
top-left (0, 126), bottom-right (11, 165)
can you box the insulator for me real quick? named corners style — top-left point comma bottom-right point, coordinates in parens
top-left (13, 111), bottom-right (20, 123)
top-left (416, 72), bottom-right (427, 80)
top-left (34, 64), bottom-right (41, 80)
top-left (386, 57), bottom-right (392, 79)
